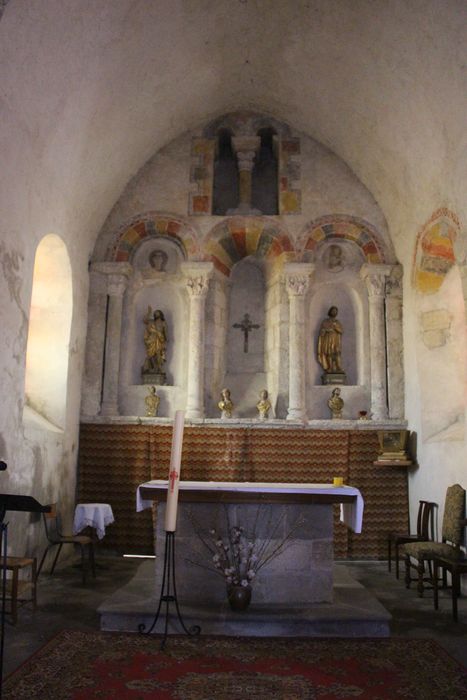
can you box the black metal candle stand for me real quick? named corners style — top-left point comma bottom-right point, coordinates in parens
top-left (138, 531), bottom-right (201, 650)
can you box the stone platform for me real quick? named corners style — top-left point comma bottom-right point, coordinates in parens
top-left (99, 560), bottom-right (391, 637)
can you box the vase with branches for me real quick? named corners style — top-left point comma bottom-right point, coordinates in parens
top-left (186, 505), bottom-right (304, 611)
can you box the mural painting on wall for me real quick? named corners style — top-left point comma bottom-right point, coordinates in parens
top-left (317, 306), bottom-right (347, 386)
top-left (413, 208), bottom-right (459, 295)
top-left (412, 209), bottom-right (464, 443)
top-left (142, 307), bottom-right (168, 385)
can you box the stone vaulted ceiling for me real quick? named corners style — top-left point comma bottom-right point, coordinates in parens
top-left (1, 0), bottom-right (466, 263)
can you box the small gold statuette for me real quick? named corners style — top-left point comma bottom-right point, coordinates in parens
top-left (145, 386), bottom-right (160, 417)
top-left (328, 387), bottom-right (344, 419)
top-left (218, 388), bottom-right (233, 419)
top-left (256, 389), bottom-right (271, 420)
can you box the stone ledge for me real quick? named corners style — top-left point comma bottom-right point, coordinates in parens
top-left (80, 415), bottom-right (407, 430)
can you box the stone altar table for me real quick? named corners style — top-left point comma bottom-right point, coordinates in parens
top-left (137, 481), bottom-right (364, 605)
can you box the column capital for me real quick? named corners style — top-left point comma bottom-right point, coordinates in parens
top-left (360, 264), bottom-right (392, 297)
top-left (231, 136), bottom-right (261, 171)
top-left (181, 261), bottom-right (214, 298)
top-left (91, 262), bottom-right (133, 297)
top-left (283, 263), bottom-right (315, 297)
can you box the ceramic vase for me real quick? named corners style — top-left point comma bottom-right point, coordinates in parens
top-left (227, 584), bottom-right (252, 611)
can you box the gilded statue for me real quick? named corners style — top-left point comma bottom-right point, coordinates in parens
top-left (142, 307), bottom-right (167, 375)
top-left (145, 386), bottom-right (160, 417)
top-left (328, 387), bottom-right (344, 419)
top-left (218, 388), bottom-right (233, 419)
top-left (256, 389), bottom-right (271, 420)
top-left (317, 306), bottom-right (344, 374)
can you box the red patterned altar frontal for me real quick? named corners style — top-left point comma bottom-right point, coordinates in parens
top-left (78, 424), bottom-right (408, 558)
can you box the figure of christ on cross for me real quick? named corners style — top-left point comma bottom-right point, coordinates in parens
top-left (169, 469), bottom-right (179, 493)
top-left (233, 313), bottom-right (260, 353)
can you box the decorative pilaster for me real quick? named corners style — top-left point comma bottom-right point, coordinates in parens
top-left (100, 263), bottom-right (133, 416)
top-left (229, 136), bottom-right (261, 215)
top-left (385, 265), bottom-right (405, 419)
top-left (182, 262), bottom-right (213, 419)
top-left (284, 263), bottom-right (314, 421)
top-left (81, 264), bottom-right (108, 416)
top-left (360, 264), bottom-right (391, 420)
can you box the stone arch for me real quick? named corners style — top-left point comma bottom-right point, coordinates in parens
top-left (299, 215), bottom-right (389, 264)
top-left (412, 208), bottom-right (460, 294)
top-left (204, 217), bottom-right (295, 276)
top-left (107, 213), bottom-right (200, 263)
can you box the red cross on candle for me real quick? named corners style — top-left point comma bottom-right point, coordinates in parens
top-left (169, 469), bottom-right (179, 493)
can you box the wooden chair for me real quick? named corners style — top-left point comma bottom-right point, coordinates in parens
top-left (2, 556), bottom-right (37, 624)
top-left (402, 484), bottom-right (466, 597)
top-left (36, 504), bottom-right (96, 584)
top-left (433, 546), bottom-right (467, 622)
top-left (387, 499), bottom-right (436, 579)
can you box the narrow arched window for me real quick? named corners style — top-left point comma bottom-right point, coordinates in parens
top-left (251, 127), bottom-right (278, 214)
top-left (212, 128), bottom-right (239, 215)
top-left (24, 234), bottom-right (72, 430)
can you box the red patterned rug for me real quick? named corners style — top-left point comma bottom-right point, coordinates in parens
top-left (4, 631), bottom-right (467, 699)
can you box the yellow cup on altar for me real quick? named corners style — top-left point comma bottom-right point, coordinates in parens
top-left (333, 476), bottom-right (344, 486)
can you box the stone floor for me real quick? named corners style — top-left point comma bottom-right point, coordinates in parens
top-left (2, 554), bottom-right (467, 680)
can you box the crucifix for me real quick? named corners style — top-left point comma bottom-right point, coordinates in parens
top-left (233, 313), bottom-right (260, 353)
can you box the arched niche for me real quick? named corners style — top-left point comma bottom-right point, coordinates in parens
top-left (306, 236), bottom-right (371, 419)
top-left (223, 257), bottom-right (267, 417)
top-left (309, 287), bottom-right (359, 385)
top-left (24, 234), bottom-right (72, 429)
top-left (119, 280), bottom-right (188, 417)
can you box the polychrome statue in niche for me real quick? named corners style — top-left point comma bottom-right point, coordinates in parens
top-left (317, 306), bottom-right (346, 385)
top-left (142, 307), bottom-right (167, 385)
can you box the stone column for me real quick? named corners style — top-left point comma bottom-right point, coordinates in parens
top-left (182, 262), bottom-right (213, 419)
top-left (81, 264), bottom-right (108, 416)
top-left (230, 136), bottom-right (261, 215)
top-left (360, 264), bottom-right (391, 420)
top-left (385, 264), bottom-right (405, 419)
top-left (100, 263), bottom-right (133, 417)
top-left (284, 263), bottom-right (314, 421)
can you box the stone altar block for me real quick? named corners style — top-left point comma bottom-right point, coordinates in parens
top-left (137, 481), bottom-right (364, 605)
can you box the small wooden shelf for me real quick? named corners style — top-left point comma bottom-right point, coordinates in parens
top-left (373, 459), bottom-right (413, 467)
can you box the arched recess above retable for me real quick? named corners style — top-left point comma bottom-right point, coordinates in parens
top-left (300, 215), bottom-right (402, 420)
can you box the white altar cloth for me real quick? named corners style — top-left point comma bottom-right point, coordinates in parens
top-left (136, 481), bottom-right (364, 533)
top-left (73, 503), bottom-right (115, 540)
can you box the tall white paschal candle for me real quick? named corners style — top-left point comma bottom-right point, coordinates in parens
top-left (164, 410), bottom-right (185, 532)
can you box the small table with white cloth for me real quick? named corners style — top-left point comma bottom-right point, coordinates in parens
top-left (73, 503), bottom-right (115, 540)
